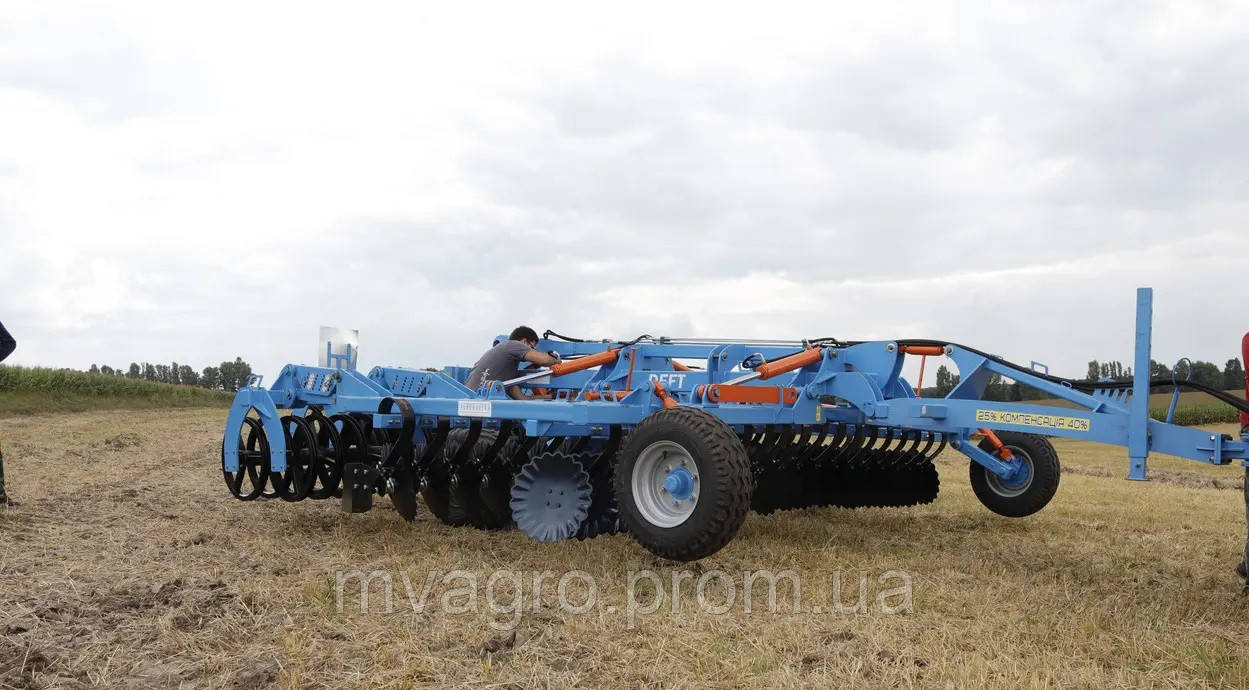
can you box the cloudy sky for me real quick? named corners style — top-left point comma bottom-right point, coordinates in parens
top-left (1, 1), bottom-right (1247, 384)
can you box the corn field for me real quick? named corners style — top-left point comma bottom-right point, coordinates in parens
top-left (1151, 404), bottom-right (1241, 426)
top-left (0, 365), bottom-right (231, 414)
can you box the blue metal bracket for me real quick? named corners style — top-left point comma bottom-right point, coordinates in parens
top-left (1164, 358), bottom-right (1193, 424)
top-left (952, 435), bottom-right (1024, 481)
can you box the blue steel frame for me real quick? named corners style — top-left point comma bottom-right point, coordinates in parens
top-left (223, 288), bottom-right (1249, 482)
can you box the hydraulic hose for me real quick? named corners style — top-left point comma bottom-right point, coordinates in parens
top-left (887, 338), bottom-right (1249, 416)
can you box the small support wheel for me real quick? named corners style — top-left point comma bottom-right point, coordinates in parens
top-left (970, 431), bottom-right (1060, 517)
top-left (614, 407), bottom-right (752, 561)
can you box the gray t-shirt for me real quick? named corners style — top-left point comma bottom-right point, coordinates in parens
top-left (466, 340), bottom-right (534, 390)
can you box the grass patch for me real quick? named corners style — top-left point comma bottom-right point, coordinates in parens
top-left (3, 408), bottom-right (1249, 687)
top-left (0, 365), bottom-right (232, 416)
top-left (1034, 389), bottom-right (1244, 426)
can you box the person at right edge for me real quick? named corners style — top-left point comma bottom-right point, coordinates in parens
top-left (1239, 332), bottom-right (1249, 580)
top-left (0, 320), bottom-right (14, 507)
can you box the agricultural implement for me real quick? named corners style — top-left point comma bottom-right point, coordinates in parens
top-left (220, 288), bottom-right (1249, 566)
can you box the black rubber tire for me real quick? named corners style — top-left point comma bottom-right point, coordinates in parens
top-left (969, 431), bottom-right (1060, 517)
top-left (576, 452), bottom-right (624, 540)
top-left (422, 429), bottom-right (473, 526)
top-left (469, 429), bottom-right (517, 530)
top-left (614, 407), bottom-right (752, 561)
top-left (421, 481), bottom-right (471, 526)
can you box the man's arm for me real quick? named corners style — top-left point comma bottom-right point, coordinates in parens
top-left (522, 349), bottom-right (560, 367)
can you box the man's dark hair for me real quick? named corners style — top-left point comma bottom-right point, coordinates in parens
top-left (509, 326), bottom-right (539, 343)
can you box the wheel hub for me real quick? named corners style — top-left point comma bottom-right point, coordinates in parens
top-left (664, 467), bottom-right (695, 500)
top-left (986, 445), bottom-right (1034, 497)
top-left (632, 441), bottom-right (700, 528)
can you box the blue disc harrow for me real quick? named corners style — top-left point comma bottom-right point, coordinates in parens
top-left (219, 288), bottom-right (1249, 565)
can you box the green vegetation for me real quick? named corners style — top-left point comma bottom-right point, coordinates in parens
top-left (86, 357), bottom-right (253, 391)
top-left (0, 365), bottom-right (232, 416)
top-left (918, 353), bottom-right (1246, 427)
top-left (1151, 404), bottom-right (1240, 426)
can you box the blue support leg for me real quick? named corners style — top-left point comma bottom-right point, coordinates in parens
top-left (1127, 287), bottom-right (1152, 480)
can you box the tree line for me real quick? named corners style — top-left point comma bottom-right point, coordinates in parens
top-left (927, 357), bottom-right (1245, 400)
top-left (86, 357), bottom-right (254, 392)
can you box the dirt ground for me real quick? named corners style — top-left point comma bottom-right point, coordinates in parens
top-left (2, 409), bottom-right (1249, 688)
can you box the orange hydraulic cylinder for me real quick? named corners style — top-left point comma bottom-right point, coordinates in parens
top-left (899, 345), bottom-right (945, 356)
top-left (754, 347), bottom-right (823, 380)
top-left (549, 349), bottom-right (620, 377)
top-left (978, 428), bottom-right (1014, 460)
top-left (702, 384), bottom-right (799, 405)
top-left (652, 381), bottom-right (679, 409)
top-left (583, 391), bottom-right (629, 402)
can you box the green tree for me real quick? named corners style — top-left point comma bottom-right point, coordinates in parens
top-left (934, 365), bottom-right (960, 396)
top-left (983, 372), bottom-right (1007, 401)
top-left (1224, 358), bottom-right (1245, 391)
top-left (89, 364), bottom-right (99, 374)
top-left (1097, 361), bottom-right (1131, 382)
top-left (1190, 360), bottom-right (1222, 389)
top-left (178, 365), bottom-right (198, 386)
top-left (1087, 360), bottom-right (1100, 380)
top-left (128, 363), bottom-right (141, 379)
top-left (200, 366), bottom-right (221, 390)
top-left (218, 357), bottom-right (253, 392)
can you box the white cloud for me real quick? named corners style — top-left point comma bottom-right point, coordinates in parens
top-left (0, 1), bottom-right (1246, 384)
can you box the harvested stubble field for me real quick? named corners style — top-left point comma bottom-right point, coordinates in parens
top-left (2, 408), bottom-right (1249, 689)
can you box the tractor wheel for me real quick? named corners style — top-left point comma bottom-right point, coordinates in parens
top-left (969, 431), bottom-right (1060, 517)
top-left (614, 407), bottom-right (752, 561)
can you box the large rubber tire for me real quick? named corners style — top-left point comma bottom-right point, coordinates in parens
top-left (419, 427), bottom-right (477, 525)
top-left (421, 481), bottom-right (471, 526)
top-left (969, 431), bottom-right (1060, 517)
top-left (470, 429), bottom-right (518, 530)
top-left (422, 430), bottom-right (473, 526)
top-left (615, 407), bottom-right (752, 561)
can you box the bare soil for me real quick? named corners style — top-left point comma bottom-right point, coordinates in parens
top-left (2, 410), bottom-right (1248, 688)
